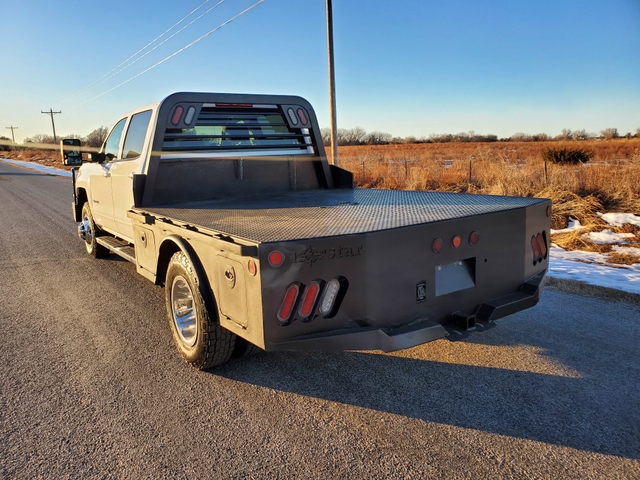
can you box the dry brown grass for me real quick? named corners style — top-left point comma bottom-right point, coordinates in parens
top-left (338, 139), bottom-right (640, 264)
top-left (1, 148), bottom-right (70, 170)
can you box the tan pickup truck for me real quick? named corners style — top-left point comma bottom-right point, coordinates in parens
top-left (72, 92), bottom-right (550, 369)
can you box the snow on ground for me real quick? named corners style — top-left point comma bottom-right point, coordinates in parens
top-left (0, 157), bottom-right (72, 177)
top-left (598, 212), bottom-right (640, 227)
top-left (585, 229), bottom-right (635, 244)
top-left (549, 246), bottom-right (640, 294)
top-left (2, 157), bottom-right (639, 295)
top-left (550, 217), bottom-right (582, 234)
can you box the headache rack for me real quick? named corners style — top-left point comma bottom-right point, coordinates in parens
top-left (162, 104), bottom-right (315, 154)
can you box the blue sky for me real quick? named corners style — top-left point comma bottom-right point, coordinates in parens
top-left (1, 0), bottom-right (638, 142)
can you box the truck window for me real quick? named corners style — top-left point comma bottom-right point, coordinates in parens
top-left (103, 118), bottom-right (127, 162)
top-left (163, 106), bottom-right (313, 154)
top-left (122, 110), bottom-right (152, 159)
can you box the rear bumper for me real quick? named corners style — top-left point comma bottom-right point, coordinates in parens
top-left (266, 270), bottom-right (546, 352)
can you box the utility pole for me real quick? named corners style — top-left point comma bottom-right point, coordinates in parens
top-left (41, 108), bottom-right (61, 143)
top-left (5, 126), bottom-right (18, 143)
top-left (326, 0), bottom-right (338, 166)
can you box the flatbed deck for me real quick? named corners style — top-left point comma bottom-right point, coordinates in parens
top-left (137, 189), bottom-right (545, 243)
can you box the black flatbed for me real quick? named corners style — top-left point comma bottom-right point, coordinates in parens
top-left (136, 189), bottom-right (545, 243)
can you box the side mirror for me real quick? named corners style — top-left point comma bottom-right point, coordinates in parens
top-left (60, 139), bottom-right (83, 166)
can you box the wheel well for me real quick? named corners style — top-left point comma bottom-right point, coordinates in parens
top-left (75, 188), bottom-right (88, 221)
top-left (156, 240), bottom-right (181, 286)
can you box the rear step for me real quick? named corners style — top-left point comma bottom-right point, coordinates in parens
top-left (96, 236), bottom-right (136, 263)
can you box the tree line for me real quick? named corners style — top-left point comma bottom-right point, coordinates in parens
top-left (3, 125), bottom-right (638, 153)
top-left (321, 127), bottom-right (640, 146)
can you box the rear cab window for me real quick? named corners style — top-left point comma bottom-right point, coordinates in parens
top-left (122, 110), bottom-right (152, 159)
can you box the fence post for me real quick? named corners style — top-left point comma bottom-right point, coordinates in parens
top-left (544, 159), bottom-right (548, 186)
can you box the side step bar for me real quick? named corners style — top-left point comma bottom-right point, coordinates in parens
top-left (96, 236), bottom-right (136, 264)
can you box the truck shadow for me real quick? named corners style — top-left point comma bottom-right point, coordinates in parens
top-left (215, 310), bottom-right (640, 460)
top-left (217, 349), bottom-right (638, 459)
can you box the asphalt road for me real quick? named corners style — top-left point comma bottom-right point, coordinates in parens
top-left (1, 160), bottom-right (639, 479)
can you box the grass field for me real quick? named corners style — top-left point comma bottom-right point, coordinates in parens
top-left (337, 139), bottom-right (640, 263)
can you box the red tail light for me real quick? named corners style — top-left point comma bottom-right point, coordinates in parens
top-left (531, 236), bottom-right (541, 259)
top-left (298, 281), bottom-right (322, 320)
top-left (277, 284), bottom-right (300, 324)
top-left (432, 238), bottom-right (443, 253)
top-left (452, 235), bottom-right (462, 249)
top-left (536, 233), bottom-right (547, 258)
top-left (268, 251), bottom-right (284, 267)
top-left (469, 232), bottom-right (480, 246)
top-left (171, 106), bottom-right (184, 125)
top-left (297, 108), bottom-right (308, 125)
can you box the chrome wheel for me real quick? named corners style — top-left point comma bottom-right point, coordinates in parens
top-left (171, 275), bottom-right (198, 347)
top-left (79, 216), bottom-right (93, 245)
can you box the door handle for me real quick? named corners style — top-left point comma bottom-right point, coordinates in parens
top-left (103, 173), bottom-right (111, 178)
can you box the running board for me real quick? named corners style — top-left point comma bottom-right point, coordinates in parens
top-left (96, 236), bottom-right (136, 264)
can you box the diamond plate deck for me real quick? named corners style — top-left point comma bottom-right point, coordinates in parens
top-left (138, 189), bottom-right (545, 243)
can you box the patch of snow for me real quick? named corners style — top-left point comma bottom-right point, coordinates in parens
top-left (612, 245), bottom-right (640, 256)
top-left (550, 217), bottom-right (582, 234)
top-left (598, 212), bottom-right (640, 227)
top-left (0, 158), bottom-right (71, 177)
top-left (549, 246), bottom-right (640, 294)
top-left (585, 229), bottom-right (634, 245)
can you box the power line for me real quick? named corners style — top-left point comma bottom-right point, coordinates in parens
top-left (78, 0), bottom-right (225, 98)
top-left (5, 126), bottom-right (18, 143)
top-left (41, 109), bottom-right (61, 143)
top-left (64, 0), bottom-right (213, 102)
top-left (79, 0), bottom-right (265, 106)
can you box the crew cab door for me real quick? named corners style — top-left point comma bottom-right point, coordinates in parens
top-left (90, 117), bottom-right (126, 233)
top-left (110, 109), bottom-right (153, 241)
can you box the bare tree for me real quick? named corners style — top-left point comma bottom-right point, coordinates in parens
top-left (320, 128), bottom-right (331, 146)
top-left (571, 129), bottom-right (590, 140)
top-left (24, 133), bottom-right (56, 144)
top-left (84, 126), bottom-right (109, 148)
top-left (600, 128), bottom-right (619, 140)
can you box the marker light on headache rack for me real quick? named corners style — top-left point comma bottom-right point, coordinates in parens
top-left (214, 103), bottom-right (253, 107)
top-left (287, 108), bottom-right (298, 125)
top-left (171, 106), bottom-right (184, 125)
top-left (297, 108), bottom-right (308, 125)
top-left (184, 106), bottom-right (196, 125)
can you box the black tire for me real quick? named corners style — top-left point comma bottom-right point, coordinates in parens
top-left (231, 337), bottom-right (263, 359)
top-left (165, 251), bottom-right (236, 369)
top-left (81, 202), bottom-right (108, 258)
